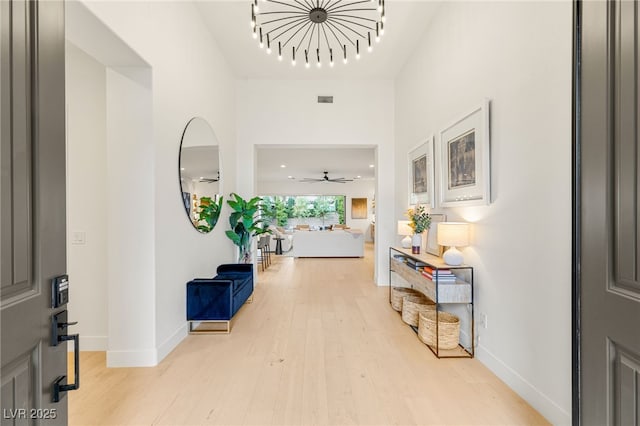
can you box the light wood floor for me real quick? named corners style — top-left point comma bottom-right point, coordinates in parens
top-left (69, 244), bottom-right (549, 425)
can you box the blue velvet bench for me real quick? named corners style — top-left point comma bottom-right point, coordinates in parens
top-left (186, 264), bottom-right (253, 334)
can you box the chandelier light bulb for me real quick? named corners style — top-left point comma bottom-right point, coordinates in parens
top-left (266, 47), bottom-right (271, 54)
top-left (375, 35), bottom-right (380, 43)
top-left (317, 61), bottom-right (321, 68)
top-left (367, 45), bottom-right (372, 53)
top-left (252, 32), bottom-right (257, 39)
top-left (356, 53), bottom-right (360, 60)
top-left (251, 20), bottom-right (255, 28)
top-left (259, 41), bottom-right (264, 49)
top-left (305, 62), bottom-right (310, 69)
top-left (343, 57), bottom-right (348, 64)
top-left (278, 54), bottom-right (283, 61)
top-left (330, 60), bottom-right (334, 67)
top-left (291, 59), bottom-right (296, 66)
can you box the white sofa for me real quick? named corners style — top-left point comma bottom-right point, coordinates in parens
top-left (291, 229), bottom-right (364, 258)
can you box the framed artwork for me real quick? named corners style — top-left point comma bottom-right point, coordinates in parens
top-left (439, 99), bottom-right (491, 207)
top-left (408, 136), bottom-right (435, 207)
top-left (351, 198), bottom-right (367, 219)
top-left (426, 214), bottom-right (446, 256)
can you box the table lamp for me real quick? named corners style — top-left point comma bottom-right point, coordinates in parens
top-left (397, 220), bottom-right (413, 249)
top-left (437, 222), bottom-right (470, 266)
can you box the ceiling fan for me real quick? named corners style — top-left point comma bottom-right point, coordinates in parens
top-left (198, 171), bottom-right (220, 183)
top-left (300, 171), bottom-right (353, 183)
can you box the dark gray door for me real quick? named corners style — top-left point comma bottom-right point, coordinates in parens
top-left (1, 0), bottom-right (69, 424)
top-left (579, 0), bottom-right (640, 424)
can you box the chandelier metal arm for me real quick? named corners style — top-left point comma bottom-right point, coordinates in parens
top-left (328, 16), bottom-right (376, 31)
top-left (305, 23), bottom-right (315, 54)
top-left (320, 24), bottom-right (332, 50)
top-left (301, 0), bottom-right (316, 11)
top-left (326, 0), bottom-right (371, 13)
top-left (257, 11), bottom-right (307, 15)
top-left (266, 17), bottom-right (309, 39)
top-left (329, 13), bottom-right (377, 23)
top-left (294, 21), bottom-right (315, 53)
top-left (281, 20), bottom-right (312, 49)
top-left (329, 8), bottom-right (378, 13)
top-left (325, 20), bottom-right (356, 46)
top-left (261, 14), bottom-right (308, 28)
top-left (265, 0), bottom-right (309, 13)
top-left (323, 0), bottom-right (345, 12)
top-left (324, 19), bottom-right (350, 49)
top-left (327, 17), bottom-right (366, 38)
top-left (290, 0), bottom-right (312, 11)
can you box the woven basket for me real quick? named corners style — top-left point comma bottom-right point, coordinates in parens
top-left (401, 295), bottom-right (435, 326)
top-left (418, 310), bottom-right (460, 350)
top-left (391, 287), bottom-right (420, 311)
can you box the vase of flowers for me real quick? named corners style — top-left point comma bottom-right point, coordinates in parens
top-left (406, 205), bottom-right (431, 254)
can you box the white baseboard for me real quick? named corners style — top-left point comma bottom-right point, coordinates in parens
top-left (68, 335), bottom-right (107, 351)
top-left (156, 323), bottom-right (188, 363)
top-left (476, 344), bottom-right (571, 426)
top-left (106, 348), bottom-right (157, 367)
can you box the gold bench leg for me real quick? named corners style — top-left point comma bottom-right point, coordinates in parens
top-left (188, 320), bottom-right (231, 334)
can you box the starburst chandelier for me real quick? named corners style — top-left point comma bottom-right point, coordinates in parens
top-left (250, 0), bottom-right (385, 68)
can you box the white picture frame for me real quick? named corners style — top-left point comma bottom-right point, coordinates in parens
top-left (439, 100), bottom-right (491, 207)
top-left (426, 214), bottom-right (446, 256)
top-left (408, 136), bottom-right (435, 208)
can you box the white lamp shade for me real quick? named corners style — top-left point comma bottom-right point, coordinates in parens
top-left (437, 222), bottom-right (470, 247)
top-left (397, 220), bottom-right (413, 236)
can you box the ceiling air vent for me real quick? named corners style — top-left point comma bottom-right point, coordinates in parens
top-left (317, 96), bottom-right (333, 104)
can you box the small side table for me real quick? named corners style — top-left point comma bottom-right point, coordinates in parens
top-left (274, 237), bottom-right (284, 255)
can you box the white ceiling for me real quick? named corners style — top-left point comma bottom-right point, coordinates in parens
top-left (196, 1), bottom-right (440, 79)
top-left (196, 1), bottom-right (436, 182)
top-left (256, 146), bottom-right (375, 182)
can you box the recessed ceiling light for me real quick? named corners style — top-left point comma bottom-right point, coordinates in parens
top-left (280, 164), bottom-right (286, 168)
top-left (369, 164), bottom-right (374, 168)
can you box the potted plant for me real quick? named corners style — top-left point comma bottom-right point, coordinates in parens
top-left (225, 193), bottom-right (268, 263)
top-left (406, 204), bottom-right (431, 254)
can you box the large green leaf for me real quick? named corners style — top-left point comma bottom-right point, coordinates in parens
top-left (227, 199), bottom-right (241, 212)
top-left (225, 230), bottom-right (241, 245)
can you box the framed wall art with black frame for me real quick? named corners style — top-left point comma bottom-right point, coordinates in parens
top-left (439, 100), bottom-right (491, 207)
top-left (408, 136), bottom-right (435, 208)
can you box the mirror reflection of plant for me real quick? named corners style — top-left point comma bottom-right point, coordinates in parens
top-left (225, 193), bottom-right (268, 263)
top-left (196, 196), bottom-right (224, 233)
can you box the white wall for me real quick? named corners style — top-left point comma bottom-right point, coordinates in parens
top-left (258, 179), bottom-right (376, 240)
top-left (67, 0), bottom-right (238, 366)
top-left (394, 2), bottom-right (572, 424)
top-left (237, 80), bottom-right (394, 282)
top-left (105, 68), bottom-right (156, 365)
top-left (66, 42), bottom-right (108, 351)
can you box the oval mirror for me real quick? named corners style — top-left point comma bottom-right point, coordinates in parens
top-left (178, 117), bottom-right (222, 233)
